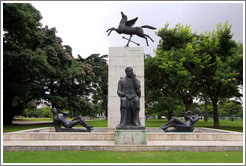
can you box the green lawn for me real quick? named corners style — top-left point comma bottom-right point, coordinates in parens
top-left (4, 118), bottom-right (243, 133)
top-left (3, 151), bottom-right (243, 163)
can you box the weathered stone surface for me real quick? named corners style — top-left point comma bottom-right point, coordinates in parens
top-left (115, 130), bottom-right (147, 145)
top-left (3, 127), bottom-right (243, 152)
top-left (108, 47), bottom-right (145, 128)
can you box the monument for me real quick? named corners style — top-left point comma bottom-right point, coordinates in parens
top-left (107, 12), bottom-right (156, 129)
top-left (51, 107), bottom-right (93, 132)
top-left (107, 12), bottom-right (156, 145)
top-left (160, 108), bottom-right (201, 132)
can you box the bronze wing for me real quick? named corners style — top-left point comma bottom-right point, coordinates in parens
top-left (125, 17), bottom-right (138, 27)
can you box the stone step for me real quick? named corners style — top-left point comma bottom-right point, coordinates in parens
top-left (147, 132), bottom-right (243, 141)
top-left (3, 140), bottom-right (243, 152)
top-left (4, 127), bottom-right (242, 141)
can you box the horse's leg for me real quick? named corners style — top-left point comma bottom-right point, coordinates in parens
top-left (106, 27), bottom-right (115, 36)
top-left (126, 35), bottom-right (132, 47)
top-left (146, 35), bottom-right (154, 42)
top-left (144, 37), bottom-right (149, 46)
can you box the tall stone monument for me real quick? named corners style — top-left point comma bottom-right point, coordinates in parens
top-left (106, 12), bottom-right (155, 145)
top-left (108, 47), bottom-right (145, 129)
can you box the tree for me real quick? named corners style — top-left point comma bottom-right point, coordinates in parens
top-left (83, 54), bottom-right (108, 118)
top-left (3, 3), bottom-right (95, 124)
top-left (154, 22), bottom-right (242, 127)
top-left (220, 101), bottom-right (243, 121)
top-left (3, 3), bottom-right (46, 124)
top-left (36, 26), bottom-right (96, 117)
top-left (201, 22), bottom-right (243, 127)
top-left (155, 23), bottom-right (212, 111)
top-left (145, 54), bottom-right (183, 120)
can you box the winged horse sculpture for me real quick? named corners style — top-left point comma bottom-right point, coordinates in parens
top-left (106, 12), bottom-right (156, 47)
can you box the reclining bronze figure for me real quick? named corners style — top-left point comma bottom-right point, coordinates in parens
top-left (51, 107), bottom-right (93, 132)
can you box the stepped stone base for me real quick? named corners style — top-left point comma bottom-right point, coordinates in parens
top-left (3, 127), bottom-right (243, 152)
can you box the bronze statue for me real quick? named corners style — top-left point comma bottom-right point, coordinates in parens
top-left (116, 67), bottom-right (144, 129)
top-left (160, 108), bottom-right (201, 132)
top-left (51, 107), bottom-right (93, 132)
top-left (107, 12), bottom-right (156, 47)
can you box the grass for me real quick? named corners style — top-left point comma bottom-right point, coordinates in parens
top-left (3, 151), bottom-right (243, 163)
top-left (4, 118), bottom-right (243, 133)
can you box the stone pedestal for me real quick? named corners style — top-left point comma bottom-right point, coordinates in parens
top-left (115, 130), bottom-right (147, 145)
top-left (108, 47), bottom-right (145, 129)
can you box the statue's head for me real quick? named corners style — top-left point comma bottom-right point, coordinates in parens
top-left (125, 67), bottom-right (133, 77)
top-left (51, 107), bottom-right (57, 114)
top-left (194, 108), bottom-right (201, 116)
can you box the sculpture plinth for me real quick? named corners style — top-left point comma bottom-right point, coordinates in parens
top-left (115, 130), bottom-right (147, 145)
top-left (108, 47), bottom-right (145, 129)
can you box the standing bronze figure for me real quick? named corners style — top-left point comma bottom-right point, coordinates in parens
top-left (116, 67), bottom-right (144, 129)
top-left (107, 12), bottom-right (156, 47)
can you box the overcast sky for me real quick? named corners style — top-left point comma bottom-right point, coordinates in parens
top-left (31, 1), bottom-right (244, 58)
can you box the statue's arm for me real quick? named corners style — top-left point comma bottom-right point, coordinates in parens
top-left (184, 111), bottom-right (192, 116)
top-left (117, 79), bottom-right (125, 97)
top-left (187, 116), bottom-right (200, 123)
top-left (57, 110), bottom-right (69, 116)
top-left (134, 78), bottom-right (141, 97)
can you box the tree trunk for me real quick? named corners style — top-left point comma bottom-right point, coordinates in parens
top-left (3, 102), bottom-right (15, 125)
top-left (184, 99), bottom-right (193, 112)
top-left (212, 99), bottom-right (220, 127)
top-left (167, 107), bottom-right (173, 121)
top-left (3, 93), bottom-right (15, 125)
top-left (204, 99), bottom-right (208, 122)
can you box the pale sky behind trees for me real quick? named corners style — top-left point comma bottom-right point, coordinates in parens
top-left (31, 1), bottom-right (244, 58)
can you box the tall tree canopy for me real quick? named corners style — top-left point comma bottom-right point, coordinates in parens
top-left (155, 23), bottom-right (210, 111)
top-left (145, 22), bottom-right (243, 127)
top-left (200, 22), bottom-right (243, 127)
top-left (3, 3), bottom-right (95, 124)
top-left (81, 54), bottom-right (108, 118)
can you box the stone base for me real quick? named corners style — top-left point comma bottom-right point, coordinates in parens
top-left (116, 125), bottom-right (145, 130)
top-left (55, 127), bottom-right (91, 132)
top-left (115, 129), bottom-right (147, 145)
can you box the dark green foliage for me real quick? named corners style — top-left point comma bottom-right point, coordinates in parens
top-left (145, 22), bottom-right (243, 127)
top-left (3, 3), bottom-right (95, 124)
top-left (220, 100), bottom-right (243, 120)
top-left (3, 3), bottom-right (45, 124)
top-left (155, 23), bottom-right (208, 111)
top-left (83, 54), bottom-right (108, 117)
top-left (200, 22), bottom-right (243, 127)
